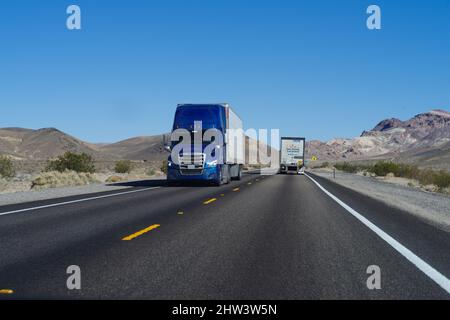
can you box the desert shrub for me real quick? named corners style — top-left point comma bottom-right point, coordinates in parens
top-left (147, 168), bottom-right (156, 176)
top-left (0, 156), bottom-right (15, 178)
top-left (161, 160), bottom-right (168, 175)
top-left (333, 160), bottom-right (450, 193)
top-left (32, 170), bottom-right (99, 189)
top-left (397, 164), bottom-right (413, 176)
top-left (114, 160), bottom-right (132, 174)
top-left (368, 161), bottom-right (450, 191)
top-left (313, 162), bottom-right (329, 169)
top-left (412, 168), bottom-right (435, 186)
top-left (46, 152), bottom-right (95, 173)
top-left (368, 161), bottom-right (415, 178)
top-left (0, 177), bottom-right (7, 191)
top-left (370, 161), bottom-right (397, 176)
top-left (432, 170), bottom-right (450, 191)
top-left (334, 162), bottom-right (359, 173)
top-left (106, 175), bottom-right (124, 183)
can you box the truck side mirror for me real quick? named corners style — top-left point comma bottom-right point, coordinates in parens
top-left (163, 134), bottom-right (171, 153)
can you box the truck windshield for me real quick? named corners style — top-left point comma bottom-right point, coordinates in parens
top-left (173, 106), bottom-right (224, 131)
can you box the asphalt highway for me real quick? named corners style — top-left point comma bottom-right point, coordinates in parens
top-left (0, 172), bottom-right (449, 299)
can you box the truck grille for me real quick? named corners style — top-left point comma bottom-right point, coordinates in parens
top-left (180, 169), bottom-right (204, 175)
top-left (179, 153), bottom-right (205, 175)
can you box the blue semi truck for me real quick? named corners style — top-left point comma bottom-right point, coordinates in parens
top-left (166, 104), bottom-right (245, 186)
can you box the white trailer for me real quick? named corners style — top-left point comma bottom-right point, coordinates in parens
top-left (225, 105), bottom-right (244, 164)
top-left (280, 137), bottom-right (306, 174)
top-left (224, 104), bottom-right (245, 180)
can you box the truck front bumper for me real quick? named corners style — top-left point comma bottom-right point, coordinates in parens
top-left (167, 166), bottom-right (220, 182)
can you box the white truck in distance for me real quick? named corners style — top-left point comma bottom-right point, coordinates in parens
top-left (279, 137), bottom-right (306, 174)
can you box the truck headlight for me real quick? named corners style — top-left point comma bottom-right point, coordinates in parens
top-left (168, 161), bottom-right (178, 168)
top-left (206, 160), bottom-right (218, 167)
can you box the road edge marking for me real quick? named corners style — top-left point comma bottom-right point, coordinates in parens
top-left (305, 173), bottom-right (450, 295)
top-left (0, 187), bottom-right (161, 217)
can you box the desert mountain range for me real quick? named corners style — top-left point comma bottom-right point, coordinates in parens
top-left (0, 127), bottom-right (167, 162)
top-left (0, 109), bottom-right (449, 169)
top-left (306, 109), bottom-right (450, 168)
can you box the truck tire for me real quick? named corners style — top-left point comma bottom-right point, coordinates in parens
top-left (225, 166), bottom-right (231, 184)
top-left (231, 165), bottom-right (242, 181)
top-left (236, 166), bottom-right (242, 180)
top-left (167, 180), bottom-right (177, 187)
top-left (214, 169), bottom-right (223, 186)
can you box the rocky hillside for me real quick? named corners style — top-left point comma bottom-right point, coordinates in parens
top-left (306, 109), bottom-right (450, 169)
top-left (0, 128), bottom-right (103, 160)
top-left (0, 127), bottom-right (167, 162)
top-left (97, 135), bottom-right (168, 162)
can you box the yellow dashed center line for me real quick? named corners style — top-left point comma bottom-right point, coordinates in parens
top-left (0, 289), bottom-right (14, 295)
top-left (203, 198), bottom-right (217, 205)
top-left (122, 224), bottom-right (160, 241)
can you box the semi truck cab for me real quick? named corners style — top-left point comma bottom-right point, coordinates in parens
top-left (166, 104), bottom-right (244, 186)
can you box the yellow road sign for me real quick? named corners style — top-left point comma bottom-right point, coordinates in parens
top-left (311, 156), bottom-right (318, 161)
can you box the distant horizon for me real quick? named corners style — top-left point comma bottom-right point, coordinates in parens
top-left (1, 1), bottom-right (449, 143)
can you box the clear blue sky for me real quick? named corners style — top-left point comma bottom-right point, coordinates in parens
top-left (0, 0), bottom-right (449, 143)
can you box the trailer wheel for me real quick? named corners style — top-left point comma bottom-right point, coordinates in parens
top-left (231, 165), bottom-right (242, 181)
top-left (236, 166), bottom-right (242, 180)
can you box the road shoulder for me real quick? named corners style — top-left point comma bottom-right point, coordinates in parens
top-left (309, 169), bottom-right (450, 232)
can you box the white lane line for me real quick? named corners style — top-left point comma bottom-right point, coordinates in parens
top-left (305, 173), bottom-right (450, 295)
top-left (0, 187), bottom-right (161, 217)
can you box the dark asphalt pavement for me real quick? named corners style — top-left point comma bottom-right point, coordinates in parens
top-left (0, 173), bottom-right (449, 299)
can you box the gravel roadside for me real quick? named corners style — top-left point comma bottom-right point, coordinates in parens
top-left (309, 168), bottom-right (450, 232)
top-left (0, 178), bottom-right (164, 207)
